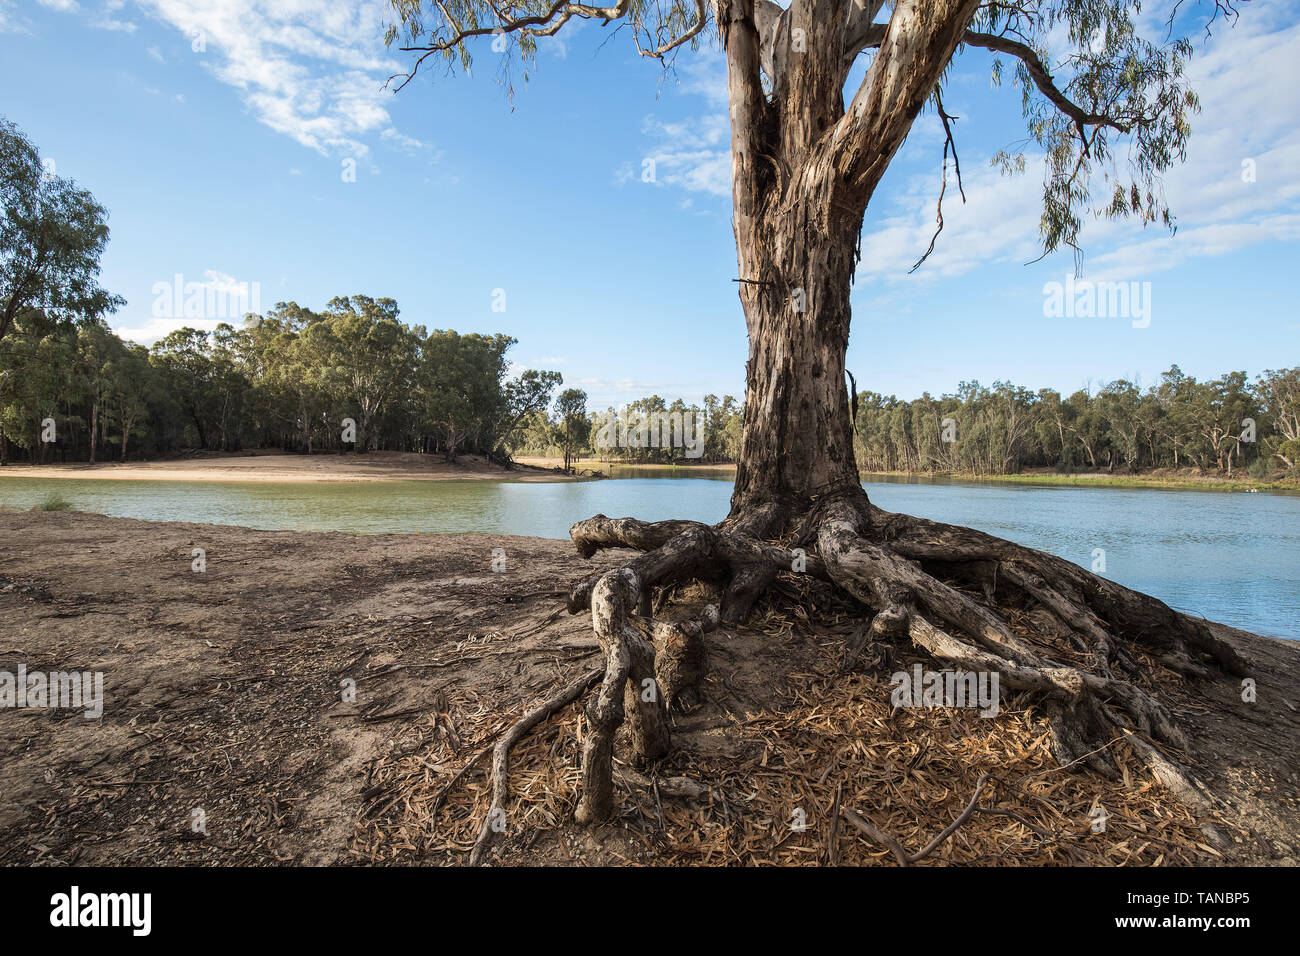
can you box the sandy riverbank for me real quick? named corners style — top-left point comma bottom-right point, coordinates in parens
top-left (1, 510), bottom-right (1296, 866)
top-left (0, 450), bottom-right (574, 484)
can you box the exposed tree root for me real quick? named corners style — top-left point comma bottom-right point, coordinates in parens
top-left (557, 489), bottom-right (1246, 839)
top-left (841, 773), bottom-right (992, 865)
top-left (467, 667), bottom-right (602, 865)
top-left (456, 489), bottom-right (1247, 858)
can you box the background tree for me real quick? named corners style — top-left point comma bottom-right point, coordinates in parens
top-left (1257, 368), bottom-right (1300, 471)
top-left (495, 368), bottom-right (564, 462)
top-left (73, 320), bottom-right (119, 464)
top-left (305, 296), bottom-right (419, 453)
top-left (106, 344), bottom-right (155, 462)
top-left (0, 117), bottom-right (123, 341)
top-left (554, 387), bottom-right (590, 473)
top-left (420, 330), bottom-right (510, 461)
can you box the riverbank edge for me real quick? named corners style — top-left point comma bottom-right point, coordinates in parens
top-left (3, 454), bottom-right (1296, 493)
top-left (525, 457), bottom-right (1295, 492)
top-left (858, 469), bottom-right (1299, 493)
top-left (0, 452), bottom-right (578, 485)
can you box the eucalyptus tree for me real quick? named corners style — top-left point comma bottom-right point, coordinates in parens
top-left (256, 302), bottom-right (333, 453)
top-left (74, 320), bottom-right (119, 464)
top-left (1257, 368), bottom-right (1300, 471)
top-left (1097, 380), bottom-right (1141, 471)
top-left (420, 330), bottom-right (513, 460)
top-left (413, 0), bottom-right (1249, 833)
top-left (495, 368), bottom-right (564, 460)
top-left (106, 344), bottom-right (155, 462)
top-left (0, 117), bottom-right (123, 341)
top-left (306, 296), bottom-right (419, 453)
top-left (554, 387), bottom-right (590, 472)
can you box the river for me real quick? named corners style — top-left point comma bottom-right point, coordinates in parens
top-left (1, 471), bottom-right (1296, 640)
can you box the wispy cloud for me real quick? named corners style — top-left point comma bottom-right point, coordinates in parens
top-left (618, 111), bottom-right (731, 197)
top-left (39, 0), bottom-right (435, 159)
top-left (0, 1), bottom-right (30, 33)
top-left (859, 0), bottom-right (1300, 285)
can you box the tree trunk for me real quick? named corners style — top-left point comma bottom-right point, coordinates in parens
top-left (728, 218), bottom-right (862, 527)
top-left (88, 400), bottom-right (98, 465)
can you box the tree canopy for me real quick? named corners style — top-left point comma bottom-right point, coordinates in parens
top-left (0, 116), bottom-right (123, 340)
top-left (0, 301), bottom-right (562, 465)
top-left (384, 0), bottom-right (1230, 264)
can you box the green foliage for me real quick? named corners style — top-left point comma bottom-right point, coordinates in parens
top-left (0, 116), bottom-right (123, 340)
top-left (552, 387), bottom-right (590, 471)
top-left (383, 2), bottom-right (1224, 266)
top-left (39, 492), bottom-right (72, 511)
top-left (508, 390), bottom-right (744, 465)
top-left (0, 298), bottom-right (561, 464)
top-left (852, 366), bottom-right (1293, 478)
top-left (972, 1), bottom-right (1205, 262)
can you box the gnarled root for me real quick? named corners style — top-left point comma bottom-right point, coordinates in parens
top-left (508, 497), bottom-right (1246, 844)
top-left (467, 666), bottom-right (602, 865)
top-left (812, 496), bottom-right (1238, 845)
top-left (571, 564), bottom-right (725, 825)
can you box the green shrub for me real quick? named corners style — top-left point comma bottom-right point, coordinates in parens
top-left (1247, 457), bottom-right (1273, 481)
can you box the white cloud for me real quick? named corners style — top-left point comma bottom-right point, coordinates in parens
top-left (856, 157), bottom-right (1046, 283)
top-left (0, 0), bottom-right (31, 33)
top-left (627, 112), bottom-right (731, 196)
top-left (380, 126), bottom-right (440, 158)
top-left (850, 0), bottom-right (1300, 287)
top-left (30, 1), bottom-right (432, 158)
top-left (137, 0), bottom-right (400, 155)
top-left (116, 268), bottom-right (263, 343)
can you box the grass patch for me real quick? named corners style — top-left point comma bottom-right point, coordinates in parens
top-left (859, 469), bottom-right (1300, 493)
top-left (39, 492), bottom-right (74, 511)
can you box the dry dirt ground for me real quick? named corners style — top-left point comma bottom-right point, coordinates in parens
top-left (1, 510), bottom-right (1296, 866)
top-left (4, 450), bottom-right (571, 483)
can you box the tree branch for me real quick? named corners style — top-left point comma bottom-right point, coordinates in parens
top-left (390, 0), bottom-right (635, 90)
top-left (962, 31), bottom-right (1131, 132)
top-left (821, 0), bottom-right (982, 211)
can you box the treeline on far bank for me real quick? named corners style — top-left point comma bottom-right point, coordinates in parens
top-left (0, 298), bottom-right (563, 464)
top-left (510, 368), bottom-right (1300, 481)
top-left (3, 302), bottom-right (1296, 482)
top-left (850, 370), bottom-right (1300, 480)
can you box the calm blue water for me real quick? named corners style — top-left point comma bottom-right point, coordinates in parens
top-left (1, 473), bottom-right (1296, 640)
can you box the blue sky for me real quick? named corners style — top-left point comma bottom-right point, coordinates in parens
top-left (1, 0), bottom-right (1296, 409)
